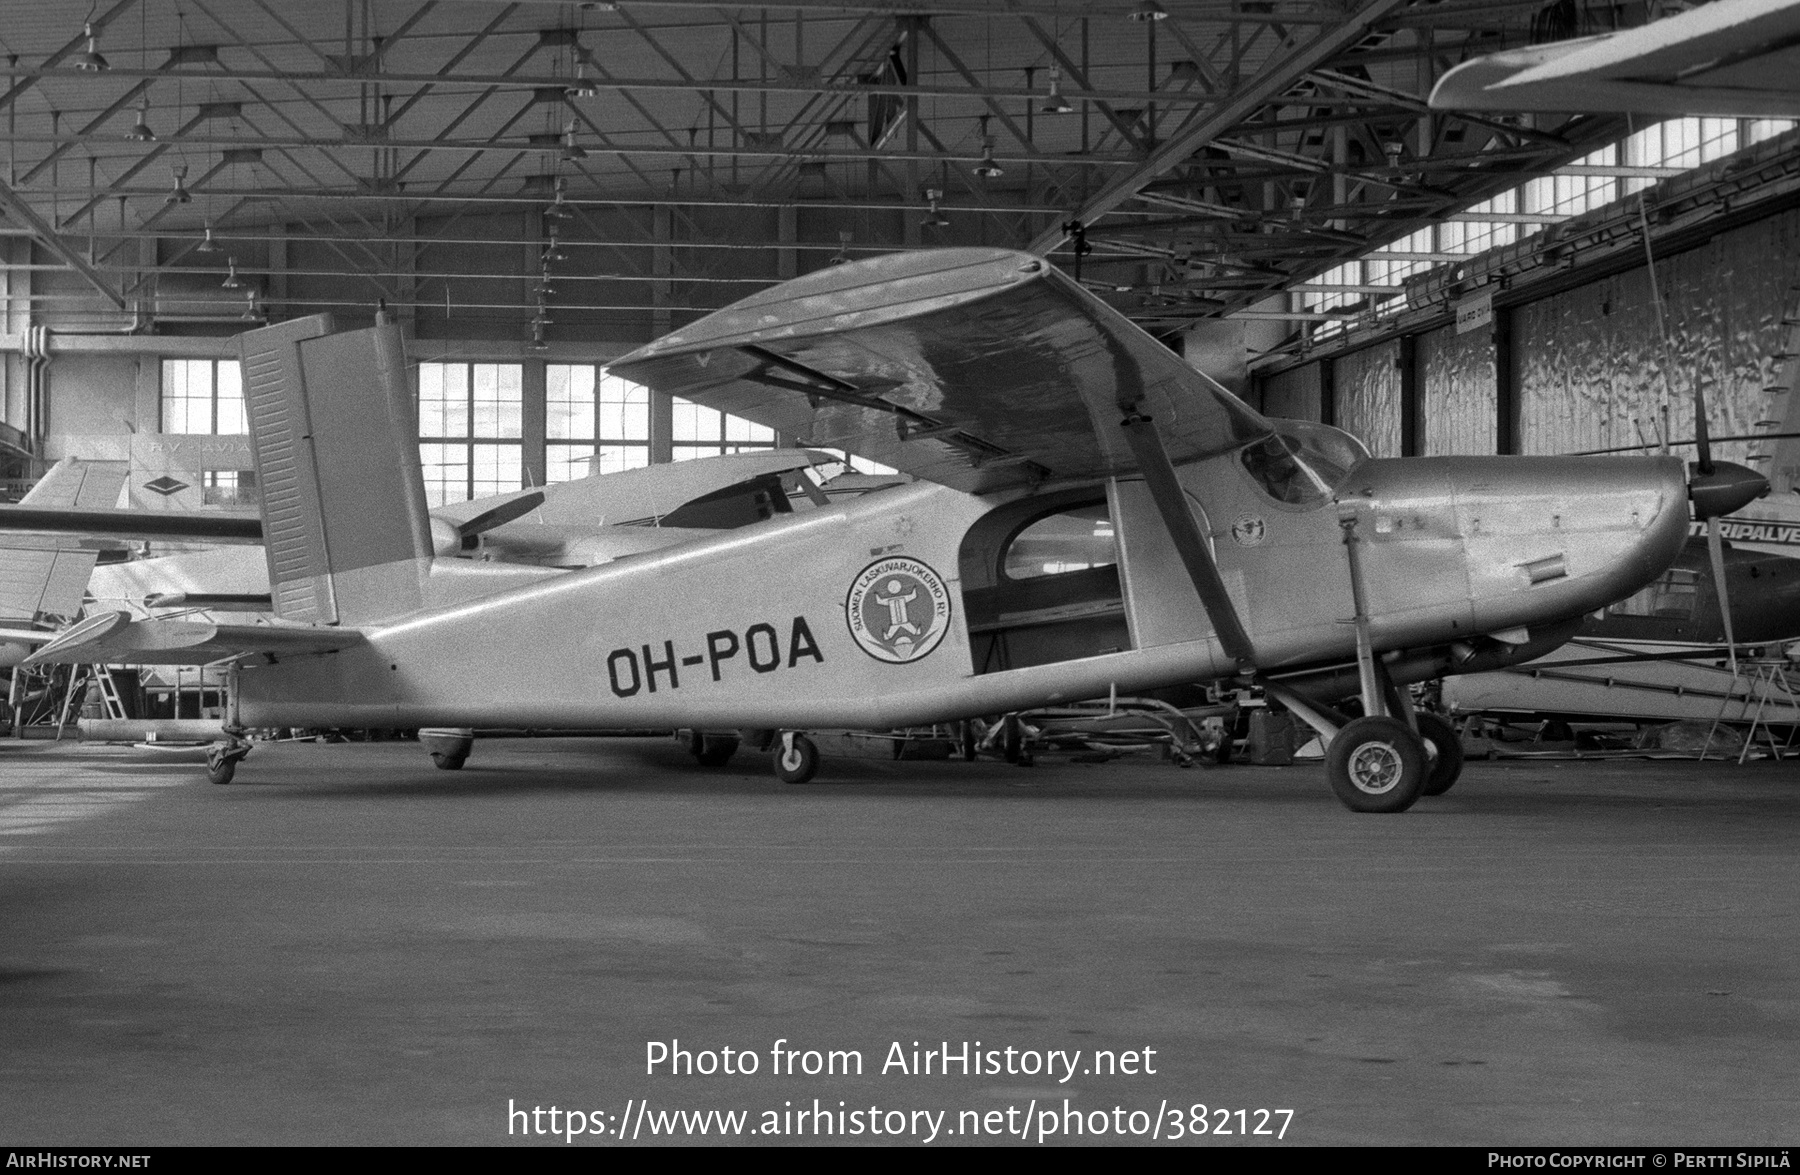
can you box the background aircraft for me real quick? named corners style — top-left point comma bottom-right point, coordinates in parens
top-left (23, 250), bottom-right (1764, 812)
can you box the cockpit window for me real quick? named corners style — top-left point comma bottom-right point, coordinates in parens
top-left (1002, 503), bottom-right (1116, 581)
top-left (1240, 422), bottom-right (1367, 506)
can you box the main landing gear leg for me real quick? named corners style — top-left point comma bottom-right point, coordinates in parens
top-left (207, 664), bottom-right (252, 785)
top-left (1288, 511), bottom-right (1431, 813)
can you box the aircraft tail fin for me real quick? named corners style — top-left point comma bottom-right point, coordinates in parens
top-left (237, 315), bottom-right (434, 624)
top-left (0, 457), bottom-right (130, 622)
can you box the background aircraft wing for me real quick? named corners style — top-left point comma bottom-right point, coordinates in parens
top-left (610, 248), bottom-right (1271, 494)
top-left (1430, 0), bottom-right (1800, 117)
top-left (22, 610), bottom-right (363, 667)
top-left (0, 458), bottom-right (131, 623)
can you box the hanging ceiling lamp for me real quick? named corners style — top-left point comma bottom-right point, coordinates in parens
top-left (1041, 66), bottom-right (1074, 115)
top-left (921, 189), bottom-right (950, 229)
top-left (166, 165), bottom-right (192, 205)
top-left (1129, 1), bottom-right (1169, 22)
top-left (221, 259), bottom-right (242, 290)
top-left (71, 22), bottom-right (109, 72)
top-left (197, 225), bottom-right (220, 253)
top-left (125, 98), bottom-right (155, 142)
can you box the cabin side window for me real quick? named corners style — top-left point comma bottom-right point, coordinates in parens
top-left (1607, 567), bottom-right (1699, 619)
top-left (960, 497), bottom-right (1130, 675)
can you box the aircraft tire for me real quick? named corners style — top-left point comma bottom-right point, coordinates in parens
top-left (206, 758), bottom-right (236, 786)
top-left (773, 733), bottom-right (819, 784)
top-left (431, 752), bottom-right (467, 770)
top-left (1416, 713), bottom-right (1464, 797)
top-left (1325, 716), bottom-right (1426, 814)
top-left (695, 734), bottom-right (739, 767)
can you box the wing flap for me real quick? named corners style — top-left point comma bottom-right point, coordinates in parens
top-left (23, 610), bottom-right (364, 667)
top-left (611, 248), bottom-right (1269, 493)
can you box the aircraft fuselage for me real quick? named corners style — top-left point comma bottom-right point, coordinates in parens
top-left (236, 453), bottom-right (1690, 731)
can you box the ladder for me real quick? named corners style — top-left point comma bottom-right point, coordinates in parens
top-left (1705, 658), bottom-right (1800, 763)
top-left (52, 664), bottom-right (129, 740)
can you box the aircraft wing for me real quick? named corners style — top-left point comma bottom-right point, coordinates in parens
top-left (1430, 0), bottom-right (1800, 117)
top-left (22, 610), bottom-right (363, 667)
top-left (609, 248), bottom-right (1271, 494)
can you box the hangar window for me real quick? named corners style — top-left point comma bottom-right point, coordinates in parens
top-left (160, 359), bottom-right (245, 435)
top-left (418, 362), bottom-right (523, 505)
top-left (547, 365), bottom-right (650, 481)
top-left (671, 395), bottom-right (776, 461)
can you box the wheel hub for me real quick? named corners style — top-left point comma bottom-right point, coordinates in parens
top-left (1347, 740), bottom-right (1404, 794)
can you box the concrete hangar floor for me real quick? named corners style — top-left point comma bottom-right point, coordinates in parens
top-left (0, 736), bottom-right (1795, 1147)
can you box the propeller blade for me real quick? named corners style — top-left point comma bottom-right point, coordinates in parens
top-left (1706, 515), bottom-right (1737, 679)
top-left (455, 490), bottom-right (547, 539)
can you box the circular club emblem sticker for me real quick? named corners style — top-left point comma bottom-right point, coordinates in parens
top-left (845, 556), bottom-right (952, 664)
top-left (1231, 514), bottom-right (1267, 546)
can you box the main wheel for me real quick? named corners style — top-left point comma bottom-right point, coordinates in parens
top-left (694, 734), bottom-right (739, 767)
top-left (773, 733), bottom-right (819, 784)
top-left (431, 751), bottom-right (466, 770)
top-left (206, 757), bottom-right (237, 786)
top-left (1325, 716), bottom-right (1427, 813)
top-left (1416, 713), bottom-right (1465, 797)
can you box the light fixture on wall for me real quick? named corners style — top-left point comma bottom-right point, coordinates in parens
top-left (1129, 0), bottom-right (1168, 21)
top-left (921, 189), bottom-right (950, 229)
top-left (124, 98), bottom-right (156, 142)
top-left (72, 21), bottom-right (109, 71)
top-left (1041, 66), bottom-right (1074, 115)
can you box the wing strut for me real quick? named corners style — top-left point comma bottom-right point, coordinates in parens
top-left (1118, 412), bottom-right (1257, 672)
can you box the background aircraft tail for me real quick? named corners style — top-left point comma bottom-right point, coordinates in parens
top-left (0, 457), bottom-right (129, 624)
top-left (237, 315), bottom-right (434, 624)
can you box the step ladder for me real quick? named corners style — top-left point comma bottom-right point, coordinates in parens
top-left (1704, 658), bottom-right (1800, 763)
top-left (52, 664), bottom-right (130, 740)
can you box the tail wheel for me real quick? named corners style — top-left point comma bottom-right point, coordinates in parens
top-left (1325, 716), bottom-right (1426, 814)
top-left (205, 741), bottom-right (249, 786)
top-left (206, 757), bottom-right (237, 786)
top-left (1416, 713), bottom-right (1465, 797)
top-left (694, 734), bottom-right (739, 767)
top-left (431, 752), bottom-right (467, 771)
top-left (773, 732), bottom-right (819, 785)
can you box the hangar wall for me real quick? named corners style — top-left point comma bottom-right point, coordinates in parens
top-left (1262, 204), bottom-right (1800, 466)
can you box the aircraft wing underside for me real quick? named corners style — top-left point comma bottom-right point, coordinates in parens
top-left (22, 610), bottom-right (363, 667)
top-left (1429, 0), bottom-right (1800, 117)
top-left (610, 248), bottom-right (1272, 494)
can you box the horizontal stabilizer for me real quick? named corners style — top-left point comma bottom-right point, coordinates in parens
top-left (23, 609), bottom-right (364, 667)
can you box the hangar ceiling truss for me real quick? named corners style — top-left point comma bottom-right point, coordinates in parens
top-left (0, 0), bottom-right (1639, 331)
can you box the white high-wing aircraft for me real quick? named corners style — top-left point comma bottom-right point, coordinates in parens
top-left (0, 457), bottom-right (130, 667)
top-left (1430, 0), bottom-right (1800, 118)
top-left (24, 249), bottom-right (1765, 812)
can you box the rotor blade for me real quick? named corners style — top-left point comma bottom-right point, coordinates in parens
top-left (1707, 515), bottom-right (1737, 678)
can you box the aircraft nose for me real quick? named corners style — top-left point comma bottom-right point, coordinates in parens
top-left (1688, 460), bottom-right (1769, 520)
